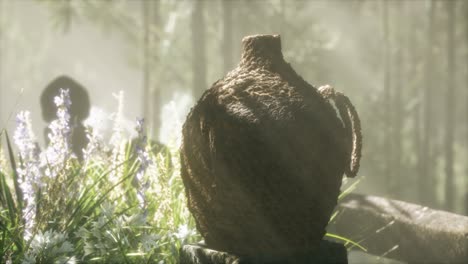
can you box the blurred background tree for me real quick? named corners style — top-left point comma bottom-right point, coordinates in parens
top-left (0, 0), bottom-right (3, 123)
top-left (0, 0), bottom-right (467, 215)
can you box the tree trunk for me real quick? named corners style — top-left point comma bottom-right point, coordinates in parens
top-left (63, 0), bottom-right (72, 33)
top-left (142, 0), bottom-right (150, 122)
top-left (279, 0), bottom-right (286, 35)
top-left (408, 1), bottom-right (422, 203)
top-left (444, 0), bottom-right (456, 211)
top-left (150, 0), bottom-right (162, 138)
top-left (465, 0), bottom-right (468, 215)
top-left (420, 0), bottom-right (435, 206)
top-left (191, 0), bottom-right (207, 99)
top-left (382, 0), bottom-right (393, 194)
top-left (393, 1), bottom-right (403, 197)
top-left (0, 0), bottom-right (3, 123)
top-left (222, 0), bottom-right (234, 74)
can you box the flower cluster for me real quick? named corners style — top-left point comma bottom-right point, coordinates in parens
top-left (13, 111), bottom-right (41, 239)
top-left (43, 88), bottom-right (73, 177)
top-left (82, 125), bottom-right (106, 167)
top-left (6, 89), bottom-right (199, 263)
top-left (14, 111), bottom-right (39, 161)
top-left (134, 118), bottom-right (153, 212)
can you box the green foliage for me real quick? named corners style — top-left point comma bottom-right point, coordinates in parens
top-left (0, 122), bottom-right (200, 263)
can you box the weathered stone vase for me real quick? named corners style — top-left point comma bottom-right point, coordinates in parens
top-left (180, 34), bottom-right (362, 258)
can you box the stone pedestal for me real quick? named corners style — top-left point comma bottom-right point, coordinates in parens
top-left (179, 240), bottom-right (348, 264)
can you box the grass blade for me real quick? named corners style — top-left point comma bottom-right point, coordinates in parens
top-left (4, 131), bottom-right (23, 213)
top-left (325, 233), bottom-right (367, 252)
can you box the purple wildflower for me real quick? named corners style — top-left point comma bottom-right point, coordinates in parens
top-left (14, 111), bottom-right (39, 161)
top-left (82, 125), bottom-right (105, 166)
top-left (43, 88), bottom-right (73, 176)
top-left (134, 118), bottom-right (152, 211)
top-left (13, 111), bottom-right (41, 239)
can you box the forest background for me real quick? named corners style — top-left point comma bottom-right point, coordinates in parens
top-left (0, 0), bottom-right (467, 216)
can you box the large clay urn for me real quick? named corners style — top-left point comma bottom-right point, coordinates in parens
top-left (180, 34), bottom-right (362, 258)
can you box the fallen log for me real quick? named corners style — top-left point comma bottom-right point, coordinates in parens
top-left (330, 193), bottom-right (468, 263)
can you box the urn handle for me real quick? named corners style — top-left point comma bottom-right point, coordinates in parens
top-left (318, 85), bottom-right (362, 178)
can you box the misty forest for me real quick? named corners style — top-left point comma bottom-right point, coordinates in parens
top-left (0, 0), bottom-right (467, 263)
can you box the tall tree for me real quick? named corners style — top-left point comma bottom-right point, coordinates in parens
top-left (191, 0), bottom-right (207, 99)
top-left (0, 0), bottom-right (3, 125)
top-left (234, 0), bottom-right (250, 60)
top-left (382, 0), bottom-right (393, 194)
top-left (443, 0), bottom-right (456, 211)
top-left (150, 0), bottom-right (162, 138)
top-left (279, 0), bottom-right (286, 35)
top-left (408, 0), bottom-right (423, 202)
top-left (465, 0), bottom-right (468, 215)
top-left (141, 0), bottom-right (162, 137)
top-left (393, 0), bottom-right (403, 196)
top-left (420, 0), bottom-right (436, 205)
top-left (222, 0), bottom-right (234, 74)
top-left (142, 0), bottom-right (150, 123)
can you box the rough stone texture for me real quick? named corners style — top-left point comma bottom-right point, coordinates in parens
top-left (179, 241), bottom-right (348, 264)
top-left (330, 193), bottom-right (468, 263)
top-left (180, 34), bottom-right (362, 257)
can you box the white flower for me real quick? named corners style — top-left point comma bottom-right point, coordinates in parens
top-left (174, 224), bottom-right (195, 241)
top-left (82, 125), bottom-right (107, 166)
top-left (109, 91), bottom-right (125, 148)
top-left (109, 91), bottom-right (126, 188)
top-left (43, 88), bottom-right (74, 173)
top-left (133, 118), bottom-right (153, 211)
top-left (53, 90), bottom-right (71, 109)
top-left (14, 111), bottom-right (38, 160)
top-left (13, 111), bottom-right (41, 240)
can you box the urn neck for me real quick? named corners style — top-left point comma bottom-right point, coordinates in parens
top-left (240, 34), bottom-right (285, 68)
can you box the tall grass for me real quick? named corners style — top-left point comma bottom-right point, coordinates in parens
top-left (0, 89), bottom-right (199, 263)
